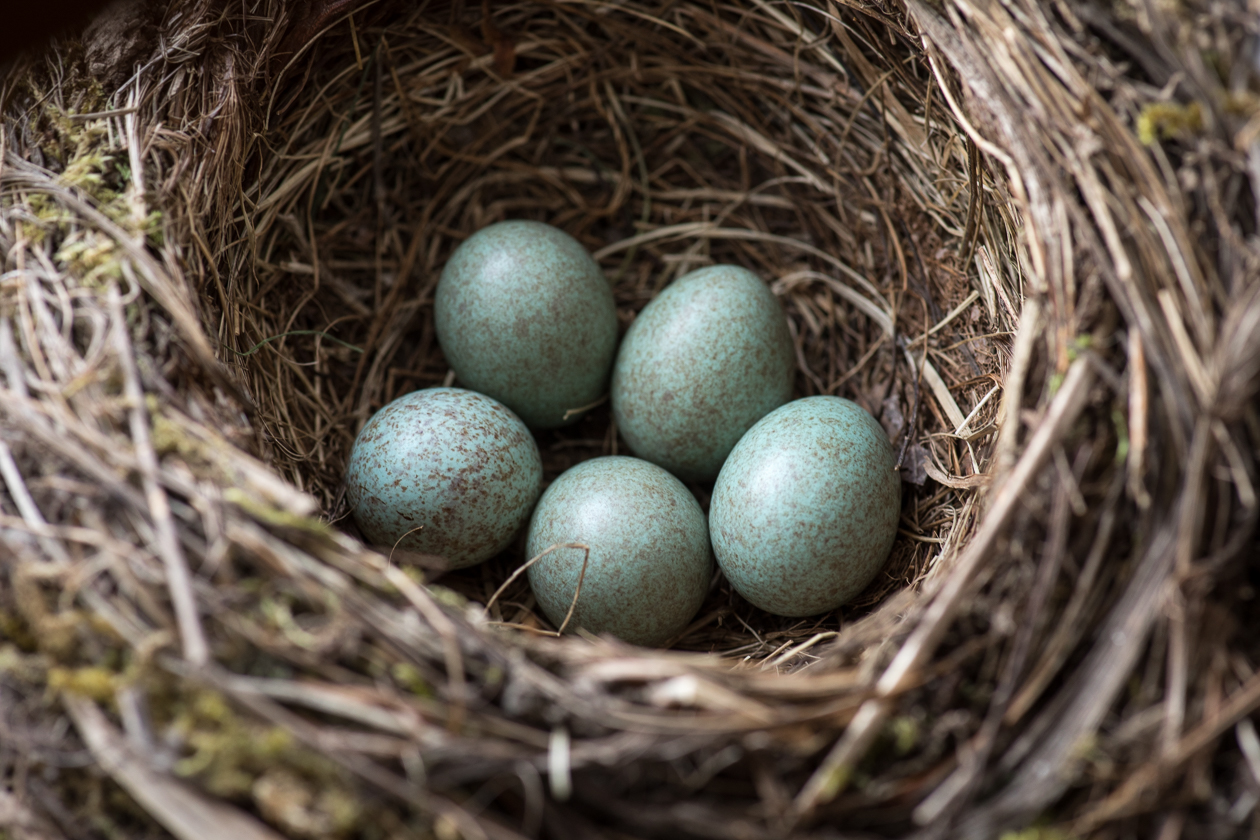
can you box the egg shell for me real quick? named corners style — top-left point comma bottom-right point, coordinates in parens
top-left (434, 220), bottom-right (619, 429)
top-left (526, 456), bottom-right (712, 647)
top-left (611, 264), bottom-right (795, 483)
top-left (345, 387), bottom-right (542, 569)
top-left (709, 396), bottom-right (900, 616)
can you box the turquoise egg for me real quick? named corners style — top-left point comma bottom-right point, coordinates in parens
top-left (611, 265), bottom-right (795, 483)
top-left (526, 456), bottom-right (712, 647)
top-left (345, 388), bottom-right (542, 569)
top-left (709, 397), bottom-right (900, 616)
top-left (434, 220), bottom-right (619, 429)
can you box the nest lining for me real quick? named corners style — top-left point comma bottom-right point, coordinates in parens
top-left (221, 0), bottom-right (1016, 652)
top-left (2, 0), bottom-right (1259, 838)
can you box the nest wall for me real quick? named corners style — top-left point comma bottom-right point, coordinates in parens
top-left (0, 0), bottom-right (1257, 839)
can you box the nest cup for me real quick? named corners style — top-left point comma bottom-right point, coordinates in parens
top-left (9, 0), bottom-right (1258, 836)
top-left (239, 1), bottom-right (1015, 649)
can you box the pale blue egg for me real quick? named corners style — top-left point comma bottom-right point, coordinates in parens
top-left (611, 265), bottom-right (795, 482)
top-left (526, 457), bottom-right (712, 646)
top-left (434, 221), bottom-right (618, 429)
top-left (345, 388), bottom-right (542, 569)
top-left (709, 396), bottom-right (900, 616)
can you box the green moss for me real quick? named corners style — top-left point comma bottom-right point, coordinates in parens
top-left (223, 488), bottom-right (331, 534)
top-left (0, 643), bottom-right (48, 683)
top-left (37, 611), bottom-right (90, 661)
top-left (1048, 371), bottom-right (1065, 397)
top-left (193, 689), bottom-right (234, 722)
top-left (18, 192), bottom-right (73, 245)
top-left (426, 585), bottom-right (467, 610)
top-left (48, 666), bottom-right (118, 701)
top-left (816, 764), bottom-right (852, 801)
top-left (0, 609), bottom-right (40, 652)
top-left (142, 208), bottom-right (164, 247)
top-left (1112, 408), bottom-right (1129, 465)
top-left (1000, 828), bottom-right (1075, 840)
top-left (60, 143), bottom-right (118, 200)
top-left (166, 688), bottom-right (341, 800)
top-left (260, 593), bottom-right (342, 651)
top-left (1065, 334), bottom-right (1092, 362)
top-left (55, 231), bottom-right (124, 284)
top-left (889, 715), bottom-right (920, 756)
top-left (319, 786), bottom-right (362, 834)
top-left (4, 92), bottom-right (163, 289)
top-left (1224, 91), bottom-right (1260, 117)
top-left (390, 662), bottom-right (433, 698)
top-left (150, 411), bottom-right (208, 466)
top-left (1137, 101), bottom-right (1203, 145)
top-left (254, 768), bottom-right (362, 837)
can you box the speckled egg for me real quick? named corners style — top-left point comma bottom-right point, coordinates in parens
top-left (345, 387), bottom-right (542, 569)
top-left (709, 396), bottom-right (900, 616)
top-left (611, 265), bottom-right (795, 483)
top-left (434, 220), bottom-right (618, 429)
top-left (526, 456), bottom-right (712, 647)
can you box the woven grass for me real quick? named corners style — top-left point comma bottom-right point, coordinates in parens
top-left (1, 0), bottom-right (1258, 837)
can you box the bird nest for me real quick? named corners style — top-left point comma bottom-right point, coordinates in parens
top-left (1, 0), bottom-right (1259, 837)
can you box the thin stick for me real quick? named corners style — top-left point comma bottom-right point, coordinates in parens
top-left (108, 286), bottom-right (209, 666)
top-left (904, 291), bottom-right (981, 347)
top-left (387, 526), bottom-right (425, 567)
top-left (483, 542), bottom-right (590, 618)
top-left (960, 137), bottom-right (982, 268)
top-left (896, 297), bottom-right (929, 471)
top-left (555, 547), bottom-right (592, 637)
top-left (1127, 328), bottom-right (1151, 508)
top-left (561, 396), bottom-right (608, 422)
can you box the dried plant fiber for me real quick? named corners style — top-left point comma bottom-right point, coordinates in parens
top-left (1, 0), bottom-right (1258, 838)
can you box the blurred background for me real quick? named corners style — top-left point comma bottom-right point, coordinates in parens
top-left (2, 0), bottom-right (116, 65)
